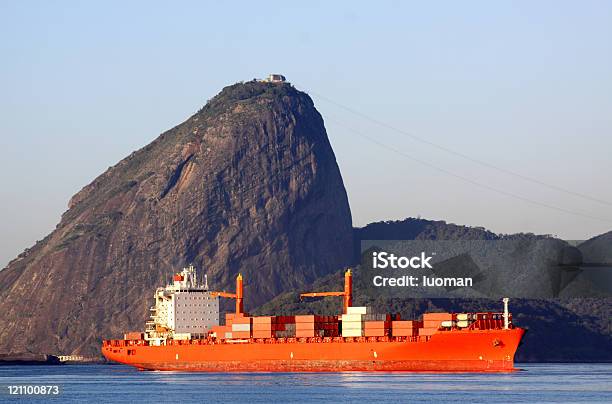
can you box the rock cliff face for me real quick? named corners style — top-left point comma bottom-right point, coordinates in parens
top-left (0, 81), bottom-right (354, 356)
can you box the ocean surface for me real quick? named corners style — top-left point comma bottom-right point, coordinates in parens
top-left (0, 363), bottom-right (611, 403)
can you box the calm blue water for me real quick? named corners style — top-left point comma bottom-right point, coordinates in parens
top-left (0, 363), bottom-right (610, 403)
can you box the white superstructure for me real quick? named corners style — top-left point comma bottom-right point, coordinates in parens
top-left (145, 265), bottom-right (219, 344)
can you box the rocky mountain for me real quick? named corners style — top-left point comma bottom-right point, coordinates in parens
top-left (579, 230), bottom-right (612, 264)
top-left (1, 80), bottom-right (609, 362)
top-left (354, 217), bottom-right (499, 245)
top-left (0, 81), bottom-right (354, 357)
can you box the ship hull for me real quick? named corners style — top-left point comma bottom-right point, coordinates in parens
top-left (102, 328), bottom-right (524, 372)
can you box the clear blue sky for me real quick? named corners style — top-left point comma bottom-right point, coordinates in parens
top-left (1, 1), bottom-right (611, 267)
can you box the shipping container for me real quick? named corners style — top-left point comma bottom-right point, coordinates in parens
top-left (252, 316), bottom-right (273, 324)
top-left (364, 313), bottom-right (391, 321)
top-left (341, 321), bottom-right (364, 330)
top-left (232, 323), bottom-right (251, 332)
top-left (295, 315), bottom-right (325, 323)
top-left (231, 331), bottom-right (251, 338)
top-left (341, 314), bottom-right (363, 322)
top-left (364, 321), bottom-right (389, 329)
top-left (296, 323), bottom-right (339, 330)
top-left (253, 324), bottom-right (285, 331)
top-left (124, 332), bottom-right (144, 340)
top-left (364, 329), bottom-right (387, 337)
top-left (346, 306), bottom-right (369, 315)
top-left (457, 320), bottom-right (470, 328)
top-left (274, 330), bottom-right (296, 338)
top-left (456, 313), bottom-right (469, 321)
top-left (276, 315), bottom-right (296, 324)
top-left (252, 324), bottom-right (272, 330)
top-left (422, 312), bottom-right (453, 321)
top-left (391, 328), bottom-right (418, 337)
top-left (440, 320), bottom-right (455, 328)
top-left (341, 329), bottom-right (363, 337)
top-left (391, 320), bottom-right (421, 329)
top-left (423, 320), bottom-right (443, 329)
top-left (232, 317), bottom-right (252, 325)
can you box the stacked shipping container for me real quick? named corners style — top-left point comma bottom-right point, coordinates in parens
top-left (231, 316), bottom-right (252, 338)
top-left (252, 316), bottom-right (297, 338)
top-left (391, 320), bottom-right (421, 337)
top-left (341, 306), bottom-right (369, 337)
top-left (363, 313), bottom-right (392, 337)
top-left (363, 321), bottom-right (389, 337)
top-left (206, 310), bottom-right (478, 340)
top-left (295, 315), bottom-right (339, 338)
top-left (252, 316), bottom-right (273, 338)
top-left (421, 312), bottom-right (452, 336)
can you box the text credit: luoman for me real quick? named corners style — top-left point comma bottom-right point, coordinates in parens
top-left (371, 251), bottom-right (473, 288)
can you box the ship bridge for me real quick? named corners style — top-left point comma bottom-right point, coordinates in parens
top-left (146, 265), bottom-right (219, 344)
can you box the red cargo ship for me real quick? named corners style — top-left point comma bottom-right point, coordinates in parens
top-left (102, 266), bottom-right (525, 372)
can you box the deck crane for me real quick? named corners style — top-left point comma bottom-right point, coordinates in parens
top-left (300, 269), bottom-right (353, 314)
top-left (210, 274), bottom-right (244, 315)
